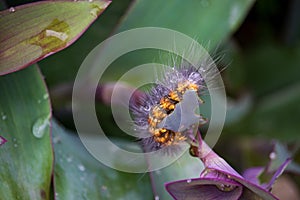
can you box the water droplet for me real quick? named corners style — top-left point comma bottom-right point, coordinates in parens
top-left (269, 152), bottom-right (276, 160)
top-left (1, 112), bottom-right (7, 121)
top-left (55, 192), bottom-right (59, 200)
top-left (101, 185), bottom-right (111, 197)
top-left (78, 164), bottom-right (85, 171)
top-left (2, 115), bottom-right (7, 120)
top-left (216, 184), bottom-right (236, 192)
top-left (14, 143), bottom-right (18, 148)
top-left (37, 99), bottom-right (42, 104)
top-left (154, 195), bottom-right (160, 200)
top-left (186, 179), bottom-right (192, 183)
top-left (43, 93), bottom-right (49, 100)
top-left (89, 0), bottom-right (93, 2)
top-left (32, 115), bottom-right (50, 139)
top-left (9, 7), bottom-right (15, 13)
top-left (66, 156), bottom-right (73, 163)
top-left (52, 136), bottom-right (61, 144)
top-left (101, 185), bottom-right (107, 191)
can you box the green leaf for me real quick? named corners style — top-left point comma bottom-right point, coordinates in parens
top-left (0, 0), bottom-right (111, 75)
top-left (101, 0), bottom-right (255, 81)
top-left (0, 66), bottom-right (53, 200)
top-left (228, 83), bottom-right (300, 140)
top-left (52, 121), bottom-right (153, 199)
top-left (241, 42), bottom-right (300, 97)
top-left (118, 0), bottom-right (254, 46)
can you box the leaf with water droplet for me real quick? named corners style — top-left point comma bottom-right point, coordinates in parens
top-left (0, 0), bottom-right (111, 75)
top-left (1, 112), bottom-right (7, 121)
top-left (0, 65), bottom-right (52, 199)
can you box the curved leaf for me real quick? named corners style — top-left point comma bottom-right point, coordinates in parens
top-left (52, 121), bottom-right (153, 200)
top-left (0, 65), bottom-right (53, 200)
top-left (0, 0), bottom-right (111, 75)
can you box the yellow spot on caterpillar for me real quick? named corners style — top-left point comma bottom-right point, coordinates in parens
top-left (148, 80), bottom-right (202, 146)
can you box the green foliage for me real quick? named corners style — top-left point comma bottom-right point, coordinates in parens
top-left (1, 0), bottom-right (299, 199)
top-left (0, 66), bottom-right (52, 199)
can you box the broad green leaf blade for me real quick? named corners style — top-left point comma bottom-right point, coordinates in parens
top-left (101, 0), bottom-right (255, 81)
top-left (0, 66), bottom-right (53, 200)
top-left (52, 121), bottom-right (152, 200)
top-left (0, 0), bottom-right (111, 75)
top-left (118, 0), bottom-right (255, 47)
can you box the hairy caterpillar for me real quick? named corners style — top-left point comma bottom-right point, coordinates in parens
top-left (130, 63), bottom-right (208, 152)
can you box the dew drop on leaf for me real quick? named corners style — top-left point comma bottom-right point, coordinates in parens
top-left (269, 152), bottom-right (277, 160)
top-left (32, 115), bottom-right (50, 138)
top-left (53, 136), bottom-right (61, 144)
top-left (66, 156), bottom-right (73, 163)
top-left (43, 93), bottom-right (49, 100)
top-left (78, 164), bottom-right (85, 171)
top-left (1, 112), bottom-right (7, 121)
